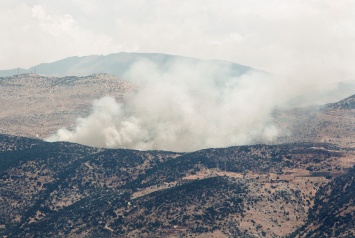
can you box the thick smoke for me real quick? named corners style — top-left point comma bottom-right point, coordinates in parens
top-left (46, 59), bottom-right (337, 152)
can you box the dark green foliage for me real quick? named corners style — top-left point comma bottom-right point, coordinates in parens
top-left (290, 166), bottom-right (355, 237)
top-left (0, 134), bottom-right (349, 237)
top-left (111, 176), bottom-right (245, 235)
top-left (11, 190), bottom-right (130, 238)
top-left (130, 142), bottom-right (337, 188)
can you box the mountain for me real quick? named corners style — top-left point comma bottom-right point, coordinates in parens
top-left (325, 93), bottom-right (355, 111)
top-left (0, 134), bottom-right (354, 237)
top-left (0, 53), bottom-right (253, 77)
top-left (274, 93), bottom-right (355, 148)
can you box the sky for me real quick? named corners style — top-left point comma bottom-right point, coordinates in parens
top-left (1, 0), bottom-right (355, 79)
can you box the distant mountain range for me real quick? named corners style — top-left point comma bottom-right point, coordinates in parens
top-left (1, 52), bottom-right (354, 108)
top-left (0, 53), bottom-right (253, 77)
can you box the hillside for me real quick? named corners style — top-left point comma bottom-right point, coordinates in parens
top-left (291, 166), bottom-right (355, 237)
top-left (0, 73), bottom-right (135, 139)
top-left (274, 93), bottom-right (355, 148)
top-left (0, 134), bottom-right (354, 237)
top-left (325, 94), bottom-right (355, 111)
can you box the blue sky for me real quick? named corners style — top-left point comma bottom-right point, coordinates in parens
top-left (1, 0), bottom-right (355, 79)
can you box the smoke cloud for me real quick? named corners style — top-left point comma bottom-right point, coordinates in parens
top-left (46, 59), bottom-right (343, 152)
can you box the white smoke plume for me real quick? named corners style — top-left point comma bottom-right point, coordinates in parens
top-left (46, 59), bottom-right (340, 152)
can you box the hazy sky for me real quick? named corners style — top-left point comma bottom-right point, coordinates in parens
top-left (1, 0), bottom-right (355, 78)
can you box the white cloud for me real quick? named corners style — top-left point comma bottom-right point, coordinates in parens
top-left (0, 1), bottom-right (114, 68)
top-left (31, 5), bottom-right (76, 36)
top-left (31, 5), bottom-right (46, 19)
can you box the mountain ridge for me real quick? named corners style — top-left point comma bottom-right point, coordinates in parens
top-left (0, 52), bottom-right (254, 77)
top-left (0, 133), bottom-right (354, 237)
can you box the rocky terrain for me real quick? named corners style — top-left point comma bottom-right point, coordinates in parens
top-left (0, 133), bottom-right (354, 237)
top-left (291, 166), bottom-right (355, 237)
top-left (0, 73), bottom-right (135, 139)
top-left (274, 94), bottom-right (355, 148)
